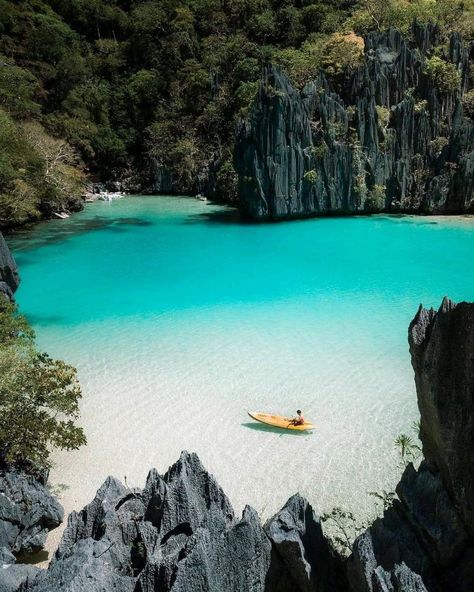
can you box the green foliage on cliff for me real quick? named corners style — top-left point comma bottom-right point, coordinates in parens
top-left (0, 0), bottom-right (471, 221)
top-left (0, 299), bottom-right (86, 470)
top-left (424, 55), bottom-right (462, 93)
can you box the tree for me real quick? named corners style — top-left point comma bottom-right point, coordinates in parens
top-left (321, 32), bottom-right (365, 79)
top-left (0, 300), bottom-right (86, 471)
top-left (0, 57), bottom-right (39, 118)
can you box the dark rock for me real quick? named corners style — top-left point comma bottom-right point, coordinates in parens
top-left (0, 471), bottom-right (63, 555)
top-left (265, 494), bottom-right (346, 591)
top-left (348, 529), bottom-right (429, 592)
top-left (235, 24), bottom-right (474, 219)
top-left (0, 471), bottom-right (62, 592)
top-left (395, 462), bottom-right (468, 569)
top-left (148, 160), bottom-right (174, 194)
top-left (347, 297), bottom-right (474, 591)
top-left (408, 298), bottom-right (474, 535)
top-left (0, 562), bottom-right (40, 592)
top-left (136, 452), bottom-right (273, 592)
top-left (0, 234), bottom-right (19, 301)
top-left (57, 475), bottom-right (144, 576)
top-left (23, 539), bottom-right (135, 592)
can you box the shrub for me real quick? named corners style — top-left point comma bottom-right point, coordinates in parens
top-left (429, 136), bottom-right (449, 157)
top-left (321, 507), bottom-right (367, 556)
top-left (462, 89), bottom-right (474, 119)
top-left (414, 99), bottom-right (429, 114)
top-left (424, 56), bottom-right (460, 94)
top-left (321, 32), bottom-right (365, 79)
top-left (303, 169), bottom-right (318, 184)
top-left (215, 158), bottom-right (238, 202)
top-left (0, 300), bottom-right (86, 470)
top-left (366, 184), bottom-right (386, 210)
top-left (311, 143), bottom-right (328, 159)
top-left (375, 105), bottom-right (391, 129)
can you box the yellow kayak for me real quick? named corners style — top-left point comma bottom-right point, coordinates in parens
top-left (248, 411), bottom-right (314, 431)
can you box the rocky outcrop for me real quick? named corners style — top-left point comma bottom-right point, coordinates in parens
top-left (348, 298), bottom-right (474, 591)
top-left (0, 471), bottom-right (63, 592)
top-left (0, 233), bottom-right (19, 300)
top-left (235, 24), bottom-right (474, 219)
top-left (0, 471), bottom-right (63, 555)
top-left (18, 452), bottom-right (343, 592)
top-left (409, 298), bottom-right (474, 536)
top-left (265, 494), bottom-right (346, 592)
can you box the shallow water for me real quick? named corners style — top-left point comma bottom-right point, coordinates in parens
top-left (8, 196), bottom-right (474, 553)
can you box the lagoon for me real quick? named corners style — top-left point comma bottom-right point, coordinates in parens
top-left (9, 196), bottom-right (474, 552)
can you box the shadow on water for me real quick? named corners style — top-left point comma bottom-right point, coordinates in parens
top-left (23, 313), bottom-right (68, 327)
top-left (377, 215), bottom-right (439, 225)
top-left (241, 422), bottom-right (313, 437)
top-left (8, 217), bottom-right (154, 253)
top-left (182, 207), bottom-right (244, 226)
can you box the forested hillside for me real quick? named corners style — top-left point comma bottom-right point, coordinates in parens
top-left (0, 0), bottom-right (472, 228)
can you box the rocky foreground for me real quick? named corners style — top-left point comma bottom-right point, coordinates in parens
top-left (0, 296), bottom-right (472, 592)
top-left (235, 23), bottom-right (474, 219)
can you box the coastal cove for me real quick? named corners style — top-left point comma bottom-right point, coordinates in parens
top-left (8, 195), bottom-right (474, 555)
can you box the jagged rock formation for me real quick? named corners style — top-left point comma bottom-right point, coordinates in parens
top-left (235, 24), bottom-right (474, 219)
top-left (1, 297), bottom-right (472, 592)
top-left (0, 471), bottom-right (63, 592)
top-left (20, 452), bottom-right (342, 592)
top-left (409, 297), bottom-right (474, 536)
top-left (349, 298), bottom-right (474, 591)
top-left (0, 233), bottom-right (19, 300)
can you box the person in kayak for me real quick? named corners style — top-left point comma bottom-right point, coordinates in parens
top-left (291, 410), bottom-right (305, 426)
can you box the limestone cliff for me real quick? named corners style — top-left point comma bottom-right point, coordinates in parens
top-left (235, 24), bottom-right (474, 219)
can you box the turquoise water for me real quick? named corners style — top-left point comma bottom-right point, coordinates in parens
top-left (8, 196), bottom-right (474, 541)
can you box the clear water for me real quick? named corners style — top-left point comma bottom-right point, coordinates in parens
top-left (8, 196), bottom-right (474, 549)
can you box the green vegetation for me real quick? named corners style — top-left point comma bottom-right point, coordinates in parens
top-left (424, 56), bottom-right (461, 94)
top-left (462, 89), bottom-right (474, 118)
top-left (366, 184), bottom-right (386, 210)
top-left (429, 136), bottom-right (449, 157)
top-left (0, 299), bottom-right (86, 471)
top-left (394, 431), bottom-right (422, 467)
top-left (303, 169), bottom-right (318, 184)
top-left (0, 0), bottom-right (471, 227)
top-left (375, 105), bottom-right (391, 130)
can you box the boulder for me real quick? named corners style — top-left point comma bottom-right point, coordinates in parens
top-left (0, 471), bottom-right (63, 554)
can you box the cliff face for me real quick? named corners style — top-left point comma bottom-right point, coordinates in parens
top-left (235, 24), bottom-right (474, 219)
top-left (0, 233), bottom-right (19, 300)
top-left (350, 298), bottom-right (474, 592)
top-left (2, 297), bottom-right (473, 592)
